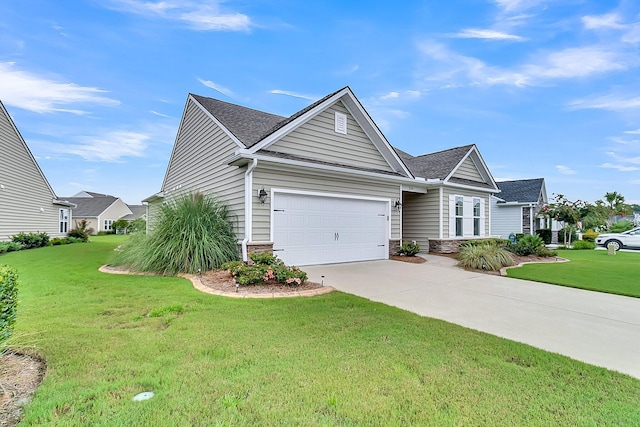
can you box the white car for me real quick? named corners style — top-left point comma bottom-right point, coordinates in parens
top-left (595, 227), bottom-right (640, 251)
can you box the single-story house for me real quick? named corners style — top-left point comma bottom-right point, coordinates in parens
top-left (398, 145), bottom-right (499, 253)
top-left (490, 178), bottom-right (550, 239)
top-left (145, 87), bottom-right (500, 264)
top-left (0, 100), bottom-right (75, 241)
top-left (63, 191), bottom-right (133, 234)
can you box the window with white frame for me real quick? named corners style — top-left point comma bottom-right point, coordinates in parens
top-left (473, 198), bottom-right (481, 236)
top-left (104, 219), bottom-right (114, 231)
top-left (450, 195), bottom-right (485, 238)
top-left (59, 209), bottom-right (69, 233)
top-left (455, 196), bottom-right (464, 237)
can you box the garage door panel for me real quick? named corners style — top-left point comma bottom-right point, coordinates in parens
top-left (273, 193), bottom-right (388, 266)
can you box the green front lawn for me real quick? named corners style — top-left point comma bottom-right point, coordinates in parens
top-left (507, 249), bottom-right (640, 297)
top-left (3, 236), bottom-right (639, 426)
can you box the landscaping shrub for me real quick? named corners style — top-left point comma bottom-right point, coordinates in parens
top-left (581, 230), bottom-right (599, 242)
top-left (397, 241), bottom-right (420, 256)
top-left (536, 229), bottom-right (552, 244)
top-left (112, 192), bottom-right (239, 275)
top-left (68, 219), bottom-right (94, 242)
top-left (50, 237), bottom-right (70, 245)
top-left (0, 242), bottom-right (22, 254)
top-left (0, 265), bottom-right (18, 346)
top-left (535, 246), bottom-right (558, 257)
top-left (609, 220), bottom-right (634, 233)
top-left (571, 240), bottom-right (596, 250)
top-left (459, 238), bottom-right (511, 249)
top-left (457, 244), bottom-right (514, 271)
top-left (222, 253), bottom-right (308, 286)
top-left (510, 234), bottom-right (545, 256)
top-left (11, 231), bottom-right (49, 249)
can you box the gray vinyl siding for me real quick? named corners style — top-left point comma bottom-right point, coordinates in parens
top-left (0, 106), bottom-right (62, 241)
top-left (452, 157), bottom-right (483, 182)
top-left (145, 200), bottom-right (162, 234)
top-left (442, 187), bottom-right (490, 238)
top-left (161, 98), bottom-right (246, 238)
top-left (252, 165), bottom-right (401, 242)
top-left (269, 101), bottom-right (395, 173)
top-left (490, 201), bottom-right (523, 238)
top-left (402, 190), bottom-right (440, 249)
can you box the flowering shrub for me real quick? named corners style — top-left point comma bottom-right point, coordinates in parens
top-left (221, 253), bottom-right (308, 286)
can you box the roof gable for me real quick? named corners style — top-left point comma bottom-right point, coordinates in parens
top-left (63, 193), bottom-right (120, 217)
top-left (0, 100), bottom-right (57, 199)
top-left (496, 178), bottom-right (546, 204)
top-left (249, 87), bottom-right (412, 176)
top-left (403, 144), bottom-right (498, 191)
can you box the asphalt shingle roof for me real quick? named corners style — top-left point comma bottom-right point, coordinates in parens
top-left (401, 145), bottom-right (475, 180)
top-left (191, 87), bottom-right (348, 149)
top-left (63, 194), bottom-right (118, 217)
top-left (496, 178), bottom-right (544, 203)
top-left (123, 205), bottom-right (146, 220)
top-left (190, 94), bottom-right (285, 147)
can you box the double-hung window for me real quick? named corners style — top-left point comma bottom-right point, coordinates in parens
top-left (59, 209), bottom-right (69, 233)
top-left (473, 198), bottom-right (481, 236)
top-left (455, 196), bottom-right (464, 237)
top-left (450, 195), bottom-right (485, 238)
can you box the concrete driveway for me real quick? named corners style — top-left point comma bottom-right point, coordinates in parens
top-left (304, 255), bottom-right (640, 380)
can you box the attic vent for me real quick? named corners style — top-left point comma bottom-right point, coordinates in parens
top-left (335, 112), bottom-right (347, 134)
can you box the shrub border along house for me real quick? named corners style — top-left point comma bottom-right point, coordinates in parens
top-left (0, 264), bottom-right (18, 345)
top-left (222, 253), bottom-right (308, 286)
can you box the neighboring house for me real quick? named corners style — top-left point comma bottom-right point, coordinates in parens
top-left (399, 145), bottom-right (500, 253)
top-left (122, 205), bottom-right (146, 221)
top-left (490, 178), bottom-right (552, 239)
top-left (63, 192), bottom-right (132, 234)
top-left (145, 86), bottom-right (503, 264)
top-left (0, 100), bottom-right (75, 241)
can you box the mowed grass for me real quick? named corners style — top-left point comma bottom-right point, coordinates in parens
top-left (3, 236), bottom-right (640, 426)
top-left (507, 249), bottom-right (640, 297)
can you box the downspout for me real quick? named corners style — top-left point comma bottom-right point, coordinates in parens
top-left (439, 187), bottom-right (443, 239)
top-left (242, 159), bottom-right (258, 262)
top-left (529, 203), bottom-right (535, 235)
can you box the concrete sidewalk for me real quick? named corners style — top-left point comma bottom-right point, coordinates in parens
top-left (304, 255), bottom-right (640, 379)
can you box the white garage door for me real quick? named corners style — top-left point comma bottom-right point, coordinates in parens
top-left (272, 192), bottom-right (389, 266)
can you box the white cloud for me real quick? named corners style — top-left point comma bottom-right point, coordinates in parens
top-left (59, 131), bottom-right (149, 162)
top-left (0, 62), bottom-right (119, 114)
top-left (568, 95), bottom-right (640, 111)
top-left (601, 162), bottom-right (640, 172)
top-left (106, 0), bottom-right (251, 31)
top-left (380, 91), bottom-right (400, 100)
top-left (494, 0), bottom-right (543, 13)
top-left (522, 46), bottom-right (629, 80)
top-left (625, 129), bottom-right (640, 135)
top-left (198, 78), bottom-right (234, 97)
top-left (454, 29), bottom-right (523, 40)
top-left (582, 13), bottom-right (625, 30)
top-left (556, 164), bottom-right (576, 175)
top-left (417, 41), bottom-right (635, 89)
top-left (269, 89), bottom-right (316, 100)
top-left (150, 110), bottom-right (173, 118)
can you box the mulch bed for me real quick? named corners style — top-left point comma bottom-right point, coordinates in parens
top-left (0, 351), bottom-right (46, 427)
top-left (389, 255), bottom-right (427, 264)
top-left (197, 269), bottom-right (324, 295)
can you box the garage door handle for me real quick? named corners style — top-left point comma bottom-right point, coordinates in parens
top-left (273, 249), bottom-right (284, 252)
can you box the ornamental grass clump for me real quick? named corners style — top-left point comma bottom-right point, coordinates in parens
top-left (457, 244), bottom-right (514, 271)
top-left (112, 192), bottom-right (239, 275)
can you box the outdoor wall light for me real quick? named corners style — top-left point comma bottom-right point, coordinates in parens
top-left (257, 188), bottom-right (268, 204)
top-left (394, 200), bottom-right (402, 211)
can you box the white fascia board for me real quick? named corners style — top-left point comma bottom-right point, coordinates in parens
top-left (53, 199), bottom-right (77, 208)
top-left (248, 88), bottom-right (351, 152)
top-left (440, 181), bottom-right (498, 194)
top-left (142, 192), bottom-right (164, 203)
top-left (340, 94), bottom-right (413, 178)
top-left (228, 153), bottom-right (425, 187)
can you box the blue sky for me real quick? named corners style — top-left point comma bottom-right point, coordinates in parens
top-left (1, 0), bottom-right (639, 205)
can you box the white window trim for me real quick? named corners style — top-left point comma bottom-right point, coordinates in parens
top-left (59, 209), bottom-right (69, 234)
top-left (449, 195), bottom-right (486, 238)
